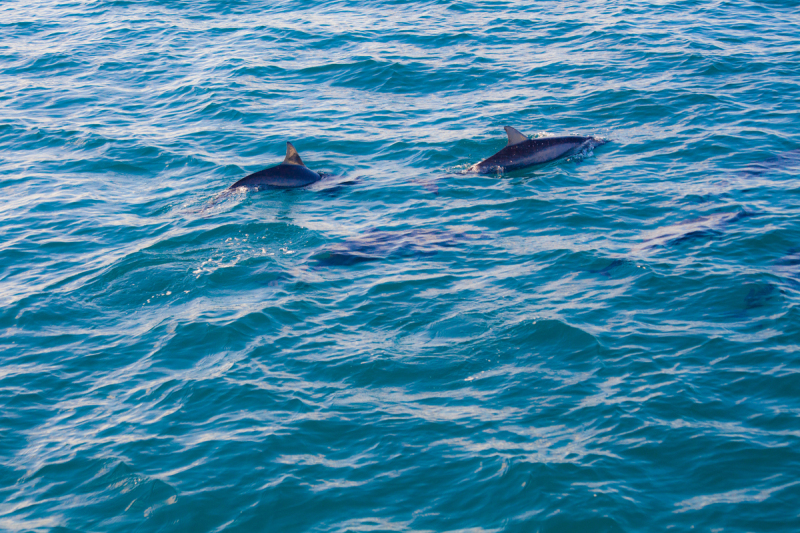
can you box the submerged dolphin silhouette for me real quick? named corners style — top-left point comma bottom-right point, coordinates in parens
top-left (470, 126), bottom-right (606, 173)
top-left (311, 228), bottom-right (476, 266)
top-left (632, 210), bottom-right (754, 253)
top-left (230, 142), bottom-right (321, 189)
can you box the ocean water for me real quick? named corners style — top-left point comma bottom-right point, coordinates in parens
top-left (1, 0), bottom-right (799, 531)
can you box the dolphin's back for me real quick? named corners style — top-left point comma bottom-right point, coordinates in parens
top-left (230, 164), bottom-right (321, 190)
top-left (472, 135), bottom-right (591, 173)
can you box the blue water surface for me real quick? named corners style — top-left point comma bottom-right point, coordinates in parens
top-left (1, 1), bottom-right (800, 531)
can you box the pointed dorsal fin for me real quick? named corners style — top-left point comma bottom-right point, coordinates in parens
top-left (504, 126), bottom-right (528, 146)
top-left (283, 142), bottom-right (305, 166)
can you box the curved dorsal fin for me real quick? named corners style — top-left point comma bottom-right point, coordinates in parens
top-left (504, 126), bottom-right (528, 146)
top-left (283, 142), bottom-right (305, 166)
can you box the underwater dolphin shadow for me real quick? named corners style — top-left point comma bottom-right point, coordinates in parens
top-left (631, 210), bottom-right (756, 253)
top-left (736, 148), bottom-right (800, 179)
top-left (590, 209), bottom-right (779, 319)
top-left (629, 148), bottom-right (799, 254)
top-left (310, 228), bottom-right (482, 267)
top-left (588, 210), bottom-right (757, 276)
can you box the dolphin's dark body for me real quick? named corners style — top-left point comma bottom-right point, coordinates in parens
top-left (470, 126), bottom-right (605, 173)
top-left (230, 142), bottom-right (321, 189)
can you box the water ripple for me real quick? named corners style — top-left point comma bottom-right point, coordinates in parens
top-left (1, 0), bottom-right (799, 531)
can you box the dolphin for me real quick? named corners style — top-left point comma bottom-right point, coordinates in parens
top-left (229, 142), bottom-right (321, 189)
top-left (737, 148), bottom-right (800, 179)
top-left (469, 126), bottom-right (606, 173)
top-left (632, 210), bottom-right (754, 253)
top-left (311, 228), bottom-right (478, 266)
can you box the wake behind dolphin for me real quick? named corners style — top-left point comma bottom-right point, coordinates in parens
top-left (470, 126), bottom-right (607, 174)
top-left (229, 142), bottom-right (321, 190)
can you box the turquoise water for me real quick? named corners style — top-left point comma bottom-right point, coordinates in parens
top-left (2, 0), bottom-right (800, 531)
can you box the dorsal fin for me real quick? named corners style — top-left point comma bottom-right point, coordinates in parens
top-left (504, 126), bottom-right (528, 146)
top-left (283, 142), bottom-right (305, 166)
